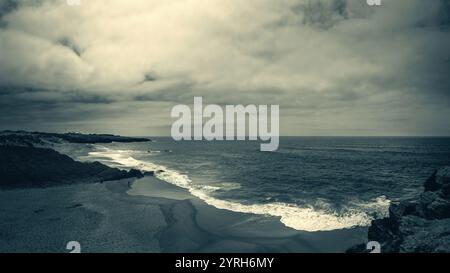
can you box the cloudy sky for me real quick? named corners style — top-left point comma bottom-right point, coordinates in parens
top-left (0, 0), bottom-right (449, 136)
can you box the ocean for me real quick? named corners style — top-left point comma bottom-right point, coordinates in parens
top-left (63, 137), bottom-right (450, 232)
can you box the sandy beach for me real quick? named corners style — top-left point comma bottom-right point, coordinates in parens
top-left (0, 176), bottom-right (367, 253)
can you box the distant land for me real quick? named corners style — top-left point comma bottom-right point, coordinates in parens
top-left (0, 130), bottom-right (151, 146)
top-left (0, 130), bottom-right (151, 189)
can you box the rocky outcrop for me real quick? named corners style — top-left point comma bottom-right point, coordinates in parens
top-left (0, 131), bottom-right (153, 189)
top-left (0, 130), bottom-right (151, 146)
top-left (0, 145), bottom-right (144, 189)
top-left (348, 167), bottom-right (450, 253)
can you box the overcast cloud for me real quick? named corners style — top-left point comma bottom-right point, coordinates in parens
top-left (0, 0), bottom-right (449, 136)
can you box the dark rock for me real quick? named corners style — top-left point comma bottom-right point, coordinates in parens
top-left (423, 196), bottom-right (450, 219)
top-left (128, 169), bottom-right (144, 178)
top-left (400, 218), bottom-right (450, 253)
top-left (349, 166), bottom-right (450, 253)
top-left (0, 130), bottom-right (151, 147)
top-left (0, 145), bottom-right (143, 189)
top-left (368, 218), bottom-right (401, 252)
top-left (56, 132), bottom-right (151, 144)
top-left (424, 167), bottom-right (450, 196)
top-left (424, 171), bottom-right (440, 191)
top-left (346, 243), bottom-right (370, 253)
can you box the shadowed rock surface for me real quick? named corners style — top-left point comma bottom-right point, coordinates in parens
top-left (0, 130), bottom-right (150, 146)
top-left (0, 146), bottom-right (144, 189)
top-left (348, 166), bottom-right (450, 253)
top-left (0, 131), bottom-right (149, 189)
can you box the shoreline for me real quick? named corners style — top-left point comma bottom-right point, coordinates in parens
top-left (0, 175), bottom-right (367, 253)
top-left (127, 176), bottom-right (368, 252)
top-left (0, 131), bottom-right (369, 252)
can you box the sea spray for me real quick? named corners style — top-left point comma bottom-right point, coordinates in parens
top-left (80, 146), bottom-right (390, 232)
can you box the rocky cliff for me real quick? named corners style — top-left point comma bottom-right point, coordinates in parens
top-left (0, 131), bottom-right (149, 189)
top-left (0, 146), bottom-right (144, 189)
top-left (348, 166), bottom-right (450, 253)
top-left (0, 130), bottom-right (151, 146)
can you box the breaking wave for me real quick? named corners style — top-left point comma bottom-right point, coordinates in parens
top-left (81, 146), bottom-right (390, 232)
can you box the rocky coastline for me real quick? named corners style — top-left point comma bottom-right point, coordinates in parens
top-left (348, 166), bottom-right (450, 253)
top-left (0, 130), bottom-right (150, 189)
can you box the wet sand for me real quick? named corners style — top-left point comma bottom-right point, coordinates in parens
top-left (0, 176), bottom-right (367, 253)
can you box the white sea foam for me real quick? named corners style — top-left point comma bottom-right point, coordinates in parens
top-left (82, 146), bottom-right (390, 232)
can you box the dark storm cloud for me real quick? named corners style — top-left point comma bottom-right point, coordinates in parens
top-left (439, 0), bottom-right (450, 27)
top-left (0, 0), bottom-right (18, 17)
top-left (0, 0), bottom-right (17, 27)
top-left (58, 37), bottom-right (83, 57)
top-left (299, 0), bottom-right (365, 29)
top-left (0, 0), bottom-right (449, 136)
top-left (1, 86), bottom-right (115, 104)
top-left (142, 73), bottom-right (157, 83)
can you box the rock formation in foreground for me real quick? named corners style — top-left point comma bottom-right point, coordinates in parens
top-left (348, 166), bottom-right (450, 253)
top-left (0, 131), bottom-right (149, 189)
top-left (0, 146), bottom-right (144, 189)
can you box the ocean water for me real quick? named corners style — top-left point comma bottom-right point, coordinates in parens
top-left (69, 137), bottom-right (450, 232)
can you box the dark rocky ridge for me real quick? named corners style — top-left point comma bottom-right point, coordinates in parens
top-left (348, 167), bottom-right (450, 253)
top-left (0, 130), bottom-right (150, 146)
top-left (0, 131), bottom-right (150, 189)
top-left (0, 146), bottom-right (144, 189)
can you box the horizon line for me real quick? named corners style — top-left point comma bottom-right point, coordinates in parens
top-left (2, 130), bottom-right (450, 138)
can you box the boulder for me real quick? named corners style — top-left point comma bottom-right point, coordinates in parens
top-left (424, 167), bottom-right (450, 195)
top-left (348, 166), bottom-right (450, 253)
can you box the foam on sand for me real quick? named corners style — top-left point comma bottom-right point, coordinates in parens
top-left (81, 146), bottom-right (390, 232)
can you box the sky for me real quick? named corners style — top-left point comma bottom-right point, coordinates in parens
top-left (0, 0), bottom-right (449, 136)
